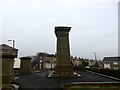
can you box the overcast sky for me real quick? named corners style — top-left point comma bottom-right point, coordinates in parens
top-left (0, 0), bottom-right (119, 67)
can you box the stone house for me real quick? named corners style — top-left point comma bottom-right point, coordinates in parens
top-left (44, 55), bottom-right (56, 69)
top-left (103, 57), bottom-right (120, 69)
top-left (31, 52), bottom-right (56, 70)
top-left (71, 57), bottom-right (82, 66)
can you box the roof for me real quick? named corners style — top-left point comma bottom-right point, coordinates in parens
top-left (36, 52), bottom-right (55, 57)
top-left (0, 44), bottom-right (18, 50)
top-left (103, 57), bottom-right (120, 62)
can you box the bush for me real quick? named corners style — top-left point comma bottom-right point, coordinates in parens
top-left (73, 66), bottom-right (87, 71)
top-left (88, 69), bottom-right (120, 79)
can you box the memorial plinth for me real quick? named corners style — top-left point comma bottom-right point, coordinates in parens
top-left (19, 57), bottom-right (32, 75)
top-left (53, 26), bottom-right (74, 77)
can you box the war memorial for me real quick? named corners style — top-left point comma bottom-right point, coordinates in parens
top-left (0, 26), bottom-right (120, 90)
top-left (53, 26), bottom-right (75, 77)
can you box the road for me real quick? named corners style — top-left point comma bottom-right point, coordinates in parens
top-left (15, 70), bottom-right (119, 89)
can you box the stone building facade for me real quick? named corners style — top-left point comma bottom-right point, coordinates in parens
top-left (31, 52), bottom-right (56, 70)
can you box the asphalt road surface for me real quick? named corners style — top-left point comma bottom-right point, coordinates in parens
top-left (15, 70), bottom-right (119, 89)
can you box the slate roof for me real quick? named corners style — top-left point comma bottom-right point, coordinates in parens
top-left (0, 44), bottom-right (18, 50)
top-left (103, 57), bottom-right (120, 62)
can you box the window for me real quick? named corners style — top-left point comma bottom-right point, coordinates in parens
top-left (105, 62), bottom-right (109, 64)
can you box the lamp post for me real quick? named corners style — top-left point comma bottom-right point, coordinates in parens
top-left (93, 52), bottom-right (98, 68)
top-left (93, 52), bottom-right (97, 61)
top-left (8, 39), bottom-right (15, 49)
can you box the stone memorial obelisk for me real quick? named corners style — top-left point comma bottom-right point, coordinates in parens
top-left (54, 26), bottom-right (73, 77)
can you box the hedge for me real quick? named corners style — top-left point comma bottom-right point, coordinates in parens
top-left (88, 69), bottom-right (120, 79)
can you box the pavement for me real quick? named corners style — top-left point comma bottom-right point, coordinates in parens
top-left (15, 70), bottom-right (120, 89)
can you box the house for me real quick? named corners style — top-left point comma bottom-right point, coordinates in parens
top-left (103, 57), bottom-right (120, 69)
top-left (88, 60), bottom-right (96, 67)
top-left (31, 52), bottom-right (56, 70)
top-left (44, 55), bottom-right (56, 69)
top-left (71, 57), bottom-right (82, 66)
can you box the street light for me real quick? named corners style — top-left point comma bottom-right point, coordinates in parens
top-left (93, 52), bottom-right (98, 68)
top-left (93, 52), bottom-right (97, 61)
top-left (8, 39), bottom-right (15, 49)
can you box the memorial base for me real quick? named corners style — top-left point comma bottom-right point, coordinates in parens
top-left (54, 65), bottom-right (73, 76)
top-left (48, 65), bottom-right (82, 78)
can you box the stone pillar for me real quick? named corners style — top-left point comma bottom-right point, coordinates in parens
top-left (54, 26), bottom-right (73, 77)
top-left (0, 44), bottom-right (18, 84)
top-left (0, 57), bottom-right (2, 86)
top-left (19, 57), bottom-right (32, 75)
top-left (1, 56), bottom-right (15, 84)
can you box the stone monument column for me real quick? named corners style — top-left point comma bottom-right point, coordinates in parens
top-left (54, 26), bottom-right (73, 77)
top-left (19, 57), bottom-right (32, 75)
